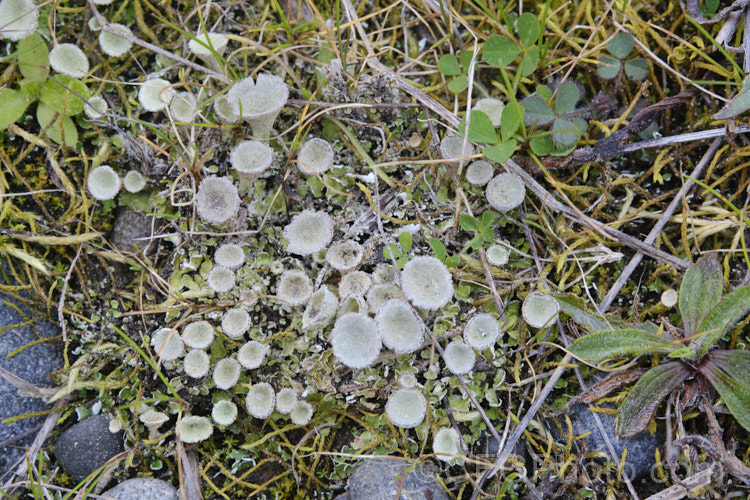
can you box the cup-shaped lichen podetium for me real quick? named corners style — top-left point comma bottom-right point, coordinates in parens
top-left (226, 74), bottom-right (288, 139)
top-left (195, 176), bottom-right (241, 225)
top-left (187, 32), bottom-right (228, 74)
top-left (229, 139), bottom-right (274, 195)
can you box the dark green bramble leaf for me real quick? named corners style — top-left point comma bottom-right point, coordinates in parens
top-left (429, 238), bottom-right (447, 262)
top-left (398, 231), bottom-right (412, 253)
top-left (37, 102), bottom-right (78, 147)
top-left (17, 33), bottom-right (50, 86)
top-left (618, 361), bottom-right (691, 437)
top-left (551, 117), bottom-right (586, 147)
top-left (519, 49), bottom-right (539, 77)
top-left (438, 53), bottom-right (462, 76)
top-left (483, 140), bottom-right (516, 163)
top-left (459, 110), bottom-right (497, 144)
top-left (522, 96), bottom-right (554, 126)
top-left (0, 89), bottom-right (32, 129)
top-left (567, 328), bottom-right (677, 362)
top-left (517, 12), bottom-right (540, 48)
top-left (695, 284), bottom-right (750, 355)
top-left (607, 32), bottom-right (635, 59)
top-left (679, 255), bottom-right (723, 337)
top-left (483, 35), bottom-right (520, 67)
top-left (459, 214), bottom-right (479, 232)
top-left (699, 351), bottom-right (750, 433)
top-left (448, 75), bottom-right (469, 93)
top-left (40, 76), bottom-right (90, 116)
top-left (501, 103), bottom-right (522, 142)
top-left (624, 58), bottom-right (648, 80)
top-left (554, 82), bottom-right (580, 115)
top-left (597, 55), bottom-right (621, 79)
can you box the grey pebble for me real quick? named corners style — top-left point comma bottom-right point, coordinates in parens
top-left (102, 477), bottom-right (179, 500)
top-left (347, 457), bottom-right (450, 500)
top-left (55, 414), bottom-right (124, 482)
top-left (0, 288), bottom-right (63, 476)
top-left (552, 401), bottom-right (663, 480)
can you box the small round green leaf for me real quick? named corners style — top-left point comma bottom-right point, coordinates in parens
top-left (522, 96), bottom-right (554, 126)
top-left (517, 13), bottom-right (540, 48)
top-left (607, 32), bottom-right (635, 59)
top-left (40, 75), bottom-right (90, 116)
top-left (37, 101), bottom-right (78, 148)
top-left (597, 55), bottom-right (621, 79)
top-left (483, 35), bottom-right (521, 67)
top-left (554, 82), bottom-right (580, 115)
top-left (519, 49), bottom-right (539, 77)
top-left (448, 75), bottom-right (469, 93)
top-left (500, 103), bottom-right (522, 142)
top-left (438, 53), bottom-right (461, 76)
top-left (624, 58), bottom-right (648, 80)
top-left (0, 88), bottom-right (31, 129)
top-left (17, 33), bottom-right (50, 86)
top-left (460, 110), bottom-right (497, 144)
top-left (551, 118), bottom-right (582, 147)
top-left (482, 140), bottom-right (516, 163)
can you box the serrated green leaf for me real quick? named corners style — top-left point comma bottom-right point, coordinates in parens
top-left (608, 32), bottom-right (635, 59)
top-left (714, 76), bottom-right (750, 119)
top-left (568, 329), bottom-right (677, 362)
top-left (459, 214), bottom-right (479, 232)
top-left (438, 53), bottom-right (462, 76)
top-left (0, 88), bottom-right (31, 129)
top-left (679, 255), bottom-right (723, 337)
top-left (551, 118), bottom-right (583, 147)
top-left (519, 49), bottom-right (539, 77)
top-left (469, 235), bottom-right (484, 249)
top-left (398, 231), bottom-right (412, 253)
top-left (699, 356), bottom-right (750, 434)
top-left (522, 96), bottom-right (554, 126)
top-left (17, 33), bottom-right (50, 86)
top-left (448, 75), bottom-right (469, 93)
top-left (482, 140), bottom-right (516, 163)
top-left (597, 55), bottom-right (621, 79)
top-left (460, 110), bottom-right (496, 144)
top-left (39, 76), bottom-right (90, 116)
top-left (554, 82), bottom-right (580, 115)
top-left (695, 285), bottom-right (750, 354)
top-left (624, 58), bottom-right (648, 80)
top-left (480, 210), bottom-right (494, 228)
top-left (37, 102), bottom-right (78, 148)
top-left (529, 134), bottom-right (554, 155)
top-left (517, 12), bottom-right (540, 48)
top-left (483, 35), bottom-right (520, 67)
top-left (500, 103), bottom-right (521, 142)
top-left (618, 361), bottom-right (690, 438)
top-left (430, 238), bottom-right (447, 262)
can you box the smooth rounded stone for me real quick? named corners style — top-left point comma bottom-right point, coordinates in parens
top-left (347, 457), bottom-right (450, 500)
top-left (103, 478), bottom-right (179, 500)
top-left (550, 402), bottom-right (663, 480)
top-left (109, 207), bottom-right (160, 254)
top-left (55, 414), bottom-right (124, 482)
top-left (0, 290), bottom-right (62, 476)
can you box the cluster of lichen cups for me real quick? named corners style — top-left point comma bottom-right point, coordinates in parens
top-left (0, 3), bottom-right (566, 468)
